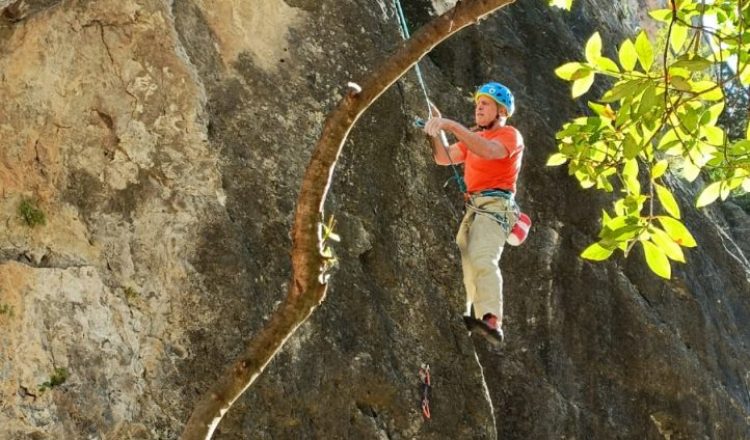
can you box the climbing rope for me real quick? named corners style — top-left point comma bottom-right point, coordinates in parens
top-left (393, 0), bottom-right (432, 117)
top-left (393, 0), bottom-right (467, 194)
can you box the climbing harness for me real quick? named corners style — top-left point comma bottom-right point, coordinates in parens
top-left (463, 190), bottom-right (531, 246)
top-left (418, 363), bottom-right (432, 419)
top-left (464, 190), bottom-right (518, 235)
top-left (393, 0), bottom-right (467, 194)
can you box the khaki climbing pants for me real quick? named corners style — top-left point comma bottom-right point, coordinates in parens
top-left (455, 195), bottom-right (518, 323)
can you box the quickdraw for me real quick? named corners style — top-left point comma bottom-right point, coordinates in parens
top-left (419, 363), bottom-right (431, 419)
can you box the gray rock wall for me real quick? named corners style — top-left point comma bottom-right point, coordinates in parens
top-left (1, 0), bottom-right (748, 438)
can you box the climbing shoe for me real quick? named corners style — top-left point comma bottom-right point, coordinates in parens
top-left (463, 313), bottom-right (504, 347)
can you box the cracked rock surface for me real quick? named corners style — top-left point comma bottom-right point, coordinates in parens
top-left (1, 0), bottom-right (749, 439)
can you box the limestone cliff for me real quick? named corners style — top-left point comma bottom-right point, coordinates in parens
top-left (1, 0), bottom-right (748, 438)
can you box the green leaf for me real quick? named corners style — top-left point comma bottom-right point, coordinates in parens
top-left (613, 199), bottom-right (626, 217)
top-left (648, 8), bottom-right (673, 22)
top-left (595, 56), bottom-right (620, 73)
top-left (681, 161), bottom-right (701, 182)
top-left (623, 159), bottom-right (641, 194)
top-left (696, 181), bottom-right (721, 207)
top-left (742, 178), bottom-right (750, 193)
top-left (547, 153), bottom-right (568, 166)
top-left (635, 31), bottom-right (654, 71)
top-left (572, 73), bottom-right (595, 98)
top-left (638, 84), bottom-right (658, 116)
top-left (705, 102), bottom-right (725, 126)
top-left (655, 183), bottom-right (681, 218)
top-left (602, 214), bottom-right (629, 233)
top-left (731, 140), bottom-right (750, 156)
top-left (596, 173), bottom-right (614, 192)
top-left (729, 176), bottom-right (746, 191)
top-left (697, 142), bottom-right (718, 167)
top-left (657, 216), bottom-right (697, 247)
top-left (670, 24), bottom-right (688, 51)
top-left (692, 80), bottom-right (723, 101)
top-left (658, 129), bottom-right (680, 152)
top-left (668, 65), bottom-right (690, 79)
top-left (707, 47), bottom-right (734, 64)
top-left (623, 194), bottom-right (646, 215)
top-left (603, 79), bottom-right (647, 102)
top-left (651, 160), bottom-right (668, 179)
top-left (678, 106), bottom-right (700, 133)
top-left (701, 125), bottom-right (725, 146)
top-left (579, 177), bottom-right (596, 189)
top-left (672, 56), bottom-right (712, 72)
top-left (642, 240), bottom-right (671, 278)
top-left (616, 99), bottom-right (632, 127)
top-left (641, 123), bottom-right (656, 150)
top-left (650, 227), bottom-right (686, 263)
top-left (585, 32), bottom-right (603, 63)
top-left (618, 39), bottom-right (638, 71)
top-left (720, 181), bottom-right (732, 200)
top-left (671, 76), bottom-right (691, 91)
top-left (603, 222), bottom-right (642, 242)
top-left (555, 62), bottom-right (587, 80)
top-left (741, 64), bottom-right (750, 87)
top-left (588, 102), bottom-right (616, 119)
top-left (549, 0), bottom-right (573, 10)
top-left (581, 242), bottom-right (614, 261)
top-left (623, 134), bottom-right (641, 159)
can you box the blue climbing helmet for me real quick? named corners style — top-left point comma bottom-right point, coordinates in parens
top-left (475, 82), bottom-right (515, 117)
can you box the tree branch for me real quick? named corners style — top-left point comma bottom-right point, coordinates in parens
top-left (180, 0), bottom-right (517, 438)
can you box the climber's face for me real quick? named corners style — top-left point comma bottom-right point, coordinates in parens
top-left (474, 96), bottom-right (506, 127)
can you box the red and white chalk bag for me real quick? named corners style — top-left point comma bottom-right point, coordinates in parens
top-left (507, 212), bottom-right (531, 246)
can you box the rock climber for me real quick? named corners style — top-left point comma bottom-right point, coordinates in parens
top-left (423, 82), bottom-right (524, 346)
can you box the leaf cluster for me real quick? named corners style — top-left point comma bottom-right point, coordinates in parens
top-left (38, 367), bottom-right (69, 392)
top-left (18, 198), bottom-right (46, 227)
top-left (123, 286), bottom-right (138, 301)
top-left (319, 216), bottom-right (340, 283)
top-left (548, 0), bottom-right (573, 10)
top-left (0, 303), bottom-right (14, 317)
top-left (550, 0), bottom-right (750, 278)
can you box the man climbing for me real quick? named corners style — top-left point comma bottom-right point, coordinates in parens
top-left (423, 82), bottom-right (524, 346)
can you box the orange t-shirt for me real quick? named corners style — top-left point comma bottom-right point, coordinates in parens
top-left (457, 125), bottom-right (524, 193)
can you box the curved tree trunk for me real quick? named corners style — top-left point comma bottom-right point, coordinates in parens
top-left (181, 0), bottom-right (517, 438)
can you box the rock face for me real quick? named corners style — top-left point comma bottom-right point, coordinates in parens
top-left (1, 0), bottom-right (748, 439)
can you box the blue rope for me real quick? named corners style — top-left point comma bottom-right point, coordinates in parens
top-left (394, 0), bottom-right (432, 118)
top-left (393, 0), bottom-right (466, 194)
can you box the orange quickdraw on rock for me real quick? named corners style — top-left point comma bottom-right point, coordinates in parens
top-left (419, 364), bottom-right (431, 420)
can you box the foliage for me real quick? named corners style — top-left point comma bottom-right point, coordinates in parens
top-left (718, 64), bottom-right (749, 140)
top-left (551, 0), bottom-right (750, 278)
top-left (18, 198), bottom-right (46, 227)
top-left (548, 0), bottom-right (573, 10)
top-left (716, 63), bottom-right (750, 213)
top-left (0, 303), bottom-right (14, 317)
top-left (319, 215), bottom-right (340, 282)
top-left (38, 367), bottom-right (69, 392)
top-left (123, 286), bottom-right (138, 301)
